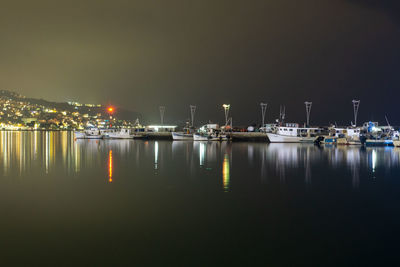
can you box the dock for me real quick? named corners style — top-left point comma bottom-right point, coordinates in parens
top-left (141, 132), bottom-right (268, 142)
top-left (230, 132), bottom-right (268, 142)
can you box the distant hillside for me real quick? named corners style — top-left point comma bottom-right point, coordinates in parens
top-left (0, 90), bottom-right (141, 122)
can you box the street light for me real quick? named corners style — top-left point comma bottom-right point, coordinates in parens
top-left (107, 106), bottom-right (115, 128)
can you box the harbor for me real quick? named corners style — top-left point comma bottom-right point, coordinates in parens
top-left (74, 100), bottom-right (400, 146)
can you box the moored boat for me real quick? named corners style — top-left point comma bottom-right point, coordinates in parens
top-left (108, 128), bottom-right (133, 139)
top-left (319, 127), bottom-right (362, 145)
top-left (193, 124), bottom-right (229, 141)
top-left (100, 128), bottom-right (116, 139)
top-left (172, 132), bottom-right (193, 140)
top-left (362, 121), bottom-right (396, 146)
top-left (365, 139), bottom-right (393, 146)
top-left (132, 133), bottom-right (148, 139)
top-left (266, 123), bottom-right (320, 143)
top-left (84, 128), bottom-right (103, 139)
top-left (74, 131), bottom-right (85, 139)
top-left (193, 133), bottom-right (228, 141)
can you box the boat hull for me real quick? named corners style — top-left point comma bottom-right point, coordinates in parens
top-left (172, 132), bottom-right (193, 140)
top-left (193, 134), bottom-right (228, 141)
top-left (321, 137), bottom-right (361, 145)
top-left (365, 139), bottom-right (393, 146)
top-left (267, 133), bottom-right (317, 143)
top-left (108, 133), bottom-right (132, 139)
top-left (132, 134), bottom-right (148, 139)
top-left (74, 132), bottom-right (85, 139)
top-left (85, 135), bottom-right (103, 139)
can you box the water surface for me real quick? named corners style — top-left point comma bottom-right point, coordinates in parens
top-left (0, 131), bottom-right (399, 266)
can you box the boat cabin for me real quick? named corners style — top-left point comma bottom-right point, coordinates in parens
top-left (332, 128), bottom-right (361, 138)
top-left (198, 124), bottom-right (221, 134)
top-left (146, 125), bottom-right (177, 132)
top-left (274, 123), bottom-right (321, 137)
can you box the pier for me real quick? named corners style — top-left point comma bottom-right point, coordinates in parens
top-left (138, 131), bottom-right (269, 141)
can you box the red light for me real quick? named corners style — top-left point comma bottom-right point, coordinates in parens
top-left (108, 107), bottom-right (114, 113)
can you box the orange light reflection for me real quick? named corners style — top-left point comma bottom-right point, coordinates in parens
top-left (108, 150), bottom-right (113, 183)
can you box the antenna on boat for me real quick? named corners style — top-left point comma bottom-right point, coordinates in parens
top-left (134, 118), bottom-right (141, 127)
top-left (260, 103), bottom-right (268, 128)
top-left (304, 101), bottom-right (312, 127)
top-left (190, 105), bottom-right (196, 127)
top-left (222, 104), bottom-right (230, 127)
top-left (279, 105), bottom-right (285, 125)
top-left (385, 115), bottom-right (391, 127)
top-left (352, 100), bottom-right (360, 127)
top-left (159, 106), bottom-right (165, 126)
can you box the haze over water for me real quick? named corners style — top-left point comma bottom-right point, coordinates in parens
top-left (0, 131), bottom-right (399, 265)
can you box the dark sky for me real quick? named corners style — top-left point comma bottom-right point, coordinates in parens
top-left (1, 0), bottom-right (400, 126)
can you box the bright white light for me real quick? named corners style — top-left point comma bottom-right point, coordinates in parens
top-left (372, 149), bottom-right (377, 171)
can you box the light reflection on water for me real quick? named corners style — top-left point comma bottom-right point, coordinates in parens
top-left (1, 131), bottom-right (400, 265)
top-left (0, 131), bottom-right (399, 190)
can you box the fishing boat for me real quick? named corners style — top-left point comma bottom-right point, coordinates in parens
top-left (365, 139), bottom-right (393, 146)
top-left (172, 132), bottom-right (193, 140)
top-left (132, 133), bottom-right (148, 139)
top-left (74, 131), bottom-right (85, 139)
top-left (319, 127), bottom-right (362, 145)
top-left (172, 107), bottom-right (197, 140)
top-left (100, 128), bottom-right (116, 139)
top-left (172, 124), bottom-right (195, 140)
top-left (108, 128), bottom-right (133, 139)
top-left (362, 122), bottom-right (396, 146)
top-left (193, 124), bottom-right (229, 141)
top-left (193, 132), bottom-right (228, 141)
top-left (172, 122), bottom-right (195, 141)
top-left (266, 123), bottom-right (321, 143)
top-left (84, 128), bottom-right (103, 139)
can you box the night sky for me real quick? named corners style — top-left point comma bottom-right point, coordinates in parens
top-left (1, 0), bottom-right (400, 126)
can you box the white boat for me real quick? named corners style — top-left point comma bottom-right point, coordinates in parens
top-left (266, 123), bottom-right (320, 143)
top-left (74, 131), bottom-right (85, 139)
top-left (100, 128), bottom-right (116, 138)
top-left (172, 132), bottom-right (193, 140)
top-left (108, 128), bottom-right (133, 139)
top-left (193, 124), bottom-right (229, 141)
top-left (84, 128), bottom-right (103, 139)
top-left (193, 133), bottom-right (228, 141)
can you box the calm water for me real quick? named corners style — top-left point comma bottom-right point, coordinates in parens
top-left (0, 131), bottom-right (399, 266)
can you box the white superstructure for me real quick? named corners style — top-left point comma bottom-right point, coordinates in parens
top-left (172, 132), bottom-right (193, 140)
top-left (193, 124), bottom-right (229, 141)
top-left (108, 128), bottom-right (133, 139)
top-left (266, 123), bottom-right (320, 143)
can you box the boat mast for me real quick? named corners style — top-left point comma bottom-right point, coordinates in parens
top-left (260, 103), bottom-right (268, 128)
top-left (304, 101), bottom-right (312, 127)
top-left (279, 105), bottom-right (286, 126)
top-left (190, 105), bottom-right (196, 127)
top-left (352, 100), bottom-right (360, 127)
